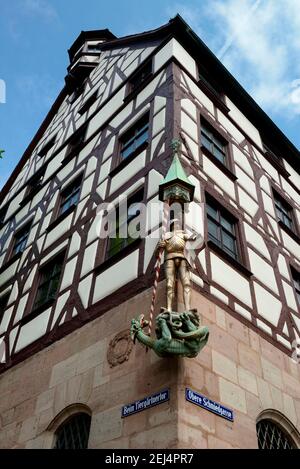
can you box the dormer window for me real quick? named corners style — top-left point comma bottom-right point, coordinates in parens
top-left (198, 66), bottom-right (223, 100)
top-left (129, 60), bottom-right (152, 94)
top-left (0, 206), bottom-right (7, 226)
top-left (25, 168), bottom-right (45, 199)
top-left (78, 91), bottom-right (98, 115)
top-left (37, 135), bottom-right (57, 158)
top-left (87, 43), bottom-right (101, 53)
top-left (65, 125), bottom-right (87, 160)
top-left (70, 82), bottom-right (86, 104)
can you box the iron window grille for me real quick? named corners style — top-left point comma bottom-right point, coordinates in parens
top-left (11, 222), bottom-right (31, 258)
top-left (274, 192), bottom-right (294, 231)
top-left (54, 413), bottom-right (91, 449)
top-left (120, 114), bottom-right (149, 160)
top-left (107, 189), bottom-right (143, 258)
top-left (291, 268), bottom-right (300, 305)
top-left (256, 419), bottom-right (296, 449)
top-left (207, 199), bottom-right (239, 261)
top-left (59, 177), bottom-right (82, 216)
top-left (201, 119), bottom-right (227, 166)
top-left (33, 255), bottom-right (64, 311)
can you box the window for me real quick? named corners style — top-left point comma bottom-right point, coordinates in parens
top-left (38, 135), bottom-right (56, 158)
top-left (0, 294), bottom-right (9, 321)
top-left (129, 60), bottom-right (152, 93)
top-left (206, 198), bottom-right (239, 260)
top-left (65, 126), bottom-right (86, 160)
top-left (120, 114), bottom-right (149, 160)
top-left (274, 192), bottom-right (295, 232)
top-left (256, 419), bottom-right (296, 449)
top-left (25, 168), bottom-right (45, 198)
top-left (87, 43), bottom-right (101, 52)
top-left (0, 206), bottom-right (7, 226)
top-left (107, 189), bottom-right (143, 258)
top-left (70, 82), bottom-right (85, 103)
top-left (201, 119), bottom-right (227, 166)
top-left (58, 176), bottom-right (82, 217)
top-left (264, 144), bottom-right (281, 162)
top-left (291, 268), bottom-right (300, 305)
top-left (198, 67), bottom-right (222, 99)
top-left (11, 222), bottom-right (31, 258)
top-left (33, 254), bottom-right (64, 311)
top-left (78, 91), bottom-right (98, 115)
top-left (54, 413), bottom-right (91, 449)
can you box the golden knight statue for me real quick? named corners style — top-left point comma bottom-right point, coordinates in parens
top-left (156, 218), bottom-right (196, 312)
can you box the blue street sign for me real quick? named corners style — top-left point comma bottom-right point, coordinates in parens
top-left (185, 388), bottom-right (234, 422)
top-left (122, 389), bottom-right (170, 418)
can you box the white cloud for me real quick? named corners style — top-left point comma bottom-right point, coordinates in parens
top-left (167, 0), bottom-right (300, 118)
top-left (21, 0), bottom-right (58, 22)
top-left (210, 0), bottom-right (300, 116)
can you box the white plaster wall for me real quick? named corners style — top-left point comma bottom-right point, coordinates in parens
top-left (93, 249), bottom-right (139, 303)
top-left (110, 151), bottom-right (146, 194)
top-left (248, 249), bottom-right (278, 293)
top-left (60, 256), bottom-right (77, 290)
top-left (81, 241), bottom-right (98, 277)
top-left (254, 282), bottom-right (282, 326)
top-left (203, 156), bottom-right (235, 199)
top-left (226, 97), bottom-right (263, 149)
top-left (78, 274), bottom-right (93, 309)
top-left (44, 214), bottom-right (73, 250)
top-left (210, 253), bottom-right (252, 307)
top-left (15, 308), bottom-right (51, 352)
top-left (244, 223), bottom-right (270, 260)
top-left (232, 146), bottom-right (253, 178)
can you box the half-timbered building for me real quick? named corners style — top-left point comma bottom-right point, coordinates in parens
top-left (0, 15), bottom-right (299, 449)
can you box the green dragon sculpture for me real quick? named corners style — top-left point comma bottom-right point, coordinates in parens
top-left (130, 309), bottom-right (209, 358)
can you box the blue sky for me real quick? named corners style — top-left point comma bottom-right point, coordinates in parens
top-left (0, 0), bottom-right (299, 190)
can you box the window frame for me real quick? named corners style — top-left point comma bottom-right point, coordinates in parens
top-left (206, 196), bottom-right (240, 262)
top-left (205, 192), bottom-right (252, 277)
top-left (64, 125), bottom-right (87, 162)
top-left (10, 221), bottom-right (32, 260)
top-left (0, 293), bottom-right (10, 322)
top-left (37, 135), bottom-right (57, 158)
top-left (127, 59), bottom-right (153, 96)
top-left (47, 174), bottom-right (83, 234)
top-left (105, 188), bottom-right (144, 260)
top-left (23, 167), bottom-right (46, 202)
top-left (58, 176), bottom-right (83, 218)
top-left (78, 91), bottom-right (98, 116)
top-left (200, 116), bottom-right (237, 181)
top-left (273, 189), bottom-right (299, 240)
top-left (30, 251), bottom-right (66, 315)
top-left (0, 205), bottom-right (7, 227)
top-left (111, 113), bottom-right (150, 176)
top-left (291, 266), bottom-right (300, 307)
